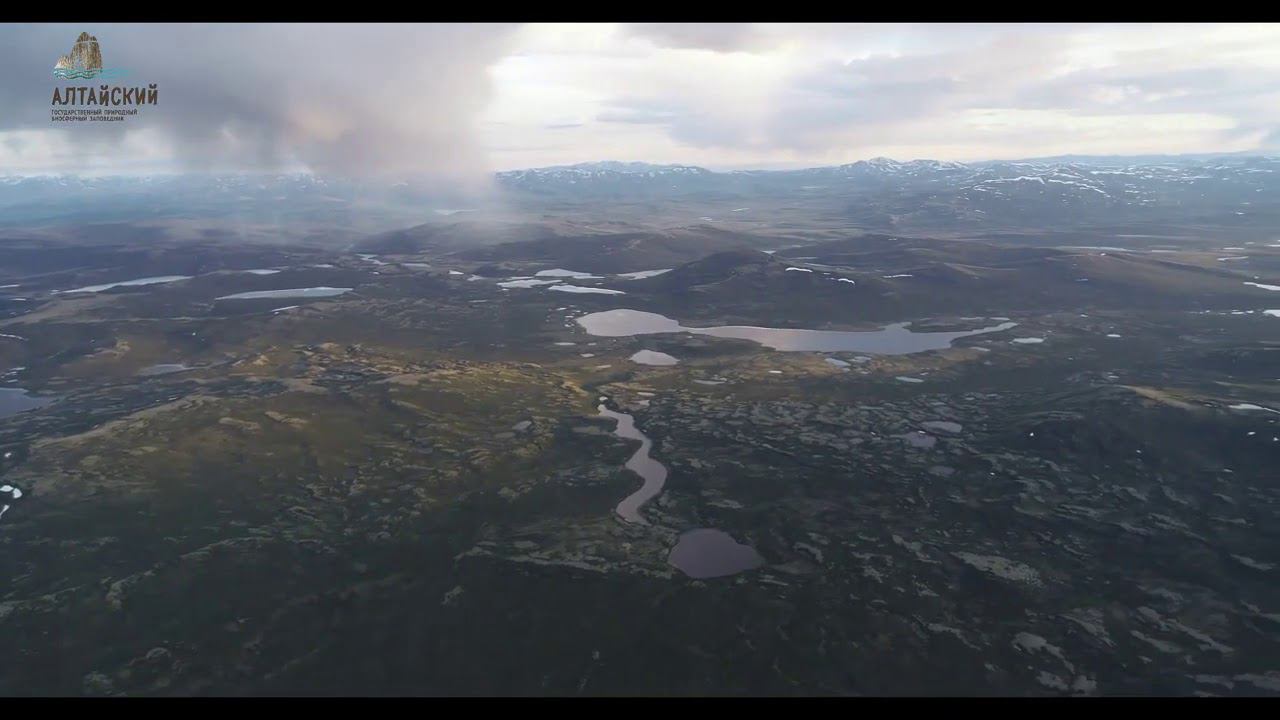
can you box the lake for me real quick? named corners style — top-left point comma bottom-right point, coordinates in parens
top-left (668, 529), bottom-right (765, 579)
top-left (576, 309), bottom-right (1018, 354)
top-left (0, 387), bottom-right (54, 418)
top-left (216, 287), bottom-right (352, 300)
top-left (62, 275), bottom-right (192, 294)
top-left (630, 350), bottom-right (679, 366)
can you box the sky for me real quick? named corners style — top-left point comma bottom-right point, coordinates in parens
top-left (2, 23), bottom-right (1279, 180)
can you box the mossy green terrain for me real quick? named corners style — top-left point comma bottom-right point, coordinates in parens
top-left (0, 229), bottom-right (1278, 696)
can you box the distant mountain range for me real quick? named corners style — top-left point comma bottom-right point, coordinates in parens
top-left (3, 154), bottom-right (1277, 235)
top-left (495, 155), bottom-right (1280, 190)
top-left (493, 156), bottom-right (1280, 230)
top-left (500, 152), bottom-right (1277, 176)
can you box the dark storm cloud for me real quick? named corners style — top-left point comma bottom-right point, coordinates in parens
top-left (0, 23), bottom-right (519, 181)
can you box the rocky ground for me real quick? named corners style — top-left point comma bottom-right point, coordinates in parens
top-left (0, 235), bottom-right (1278, 695)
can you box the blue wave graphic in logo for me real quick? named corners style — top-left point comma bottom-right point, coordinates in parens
top-left (53, 67), bottom-right (129, 80)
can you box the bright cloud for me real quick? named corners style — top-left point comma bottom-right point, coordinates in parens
top-left (2, 23), bottom-right (1278, 176)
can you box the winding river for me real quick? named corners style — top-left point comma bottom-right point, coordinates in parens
top-left (598, 399), bottom-right (765, 578)
top-left (597, 402), bottom-right (667, 525)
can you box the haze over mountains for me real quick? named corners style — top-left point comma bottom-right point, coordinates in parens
top-left (496, 155), bottom-right (1280, 211)
top-left (4, 153), bottom-right (1277, 235)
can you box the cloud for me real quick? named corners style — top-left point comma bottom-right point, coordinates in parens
top-left (3, 24), bottom-right (1279, 176)
top-left (596, 100), bottom-right (685, 125)
top-left (1262, 127), bottom-right (1280, 151)
top-left (0, 23), bottom-right (519, 184)
top-left (486, 23), bottom-right (1280, 168)
top-left (623, 23), bottom-right (778, 54)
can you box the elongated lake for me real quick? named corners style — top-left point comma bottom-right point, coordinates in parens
top-left (576, 309), bottom-right (1017, 354)
top-left (62, 275), bottom-right (192, 294)
top-left (138, 363), bottom-right (194, 376)
top-left (216, 287), bottom-right (352, 301)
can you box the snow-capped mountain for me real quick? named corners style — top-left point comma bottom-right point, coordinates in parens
top-left (497, 155), bottom-right (1279, 196)
top-left (494, 155), bottom-right (1280, 230)
top-left (3, 155), bottom-right (1276, 233)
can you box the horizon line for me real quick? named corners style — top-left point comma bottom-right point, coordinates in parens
top-left (2, 149), bottom-right (1276, 180)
